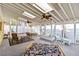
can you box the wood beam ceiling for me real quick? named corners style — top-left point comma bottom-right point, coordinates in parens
top-left (58, 3), bottom-right (70, 22)
top-left (68, 3), bottom-right (76, 21)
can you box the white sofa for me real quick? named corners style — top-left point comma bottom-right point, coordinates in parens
top-left (55, 35), bottom-right (71, 45)
top-left (62, 38), bottom-right (72, 45)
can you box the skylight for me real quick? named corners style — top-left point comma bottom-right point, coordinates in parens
top-left (32, 4), bottom-right (45, 13)
top-left (34, 3), bottom-right (52, 13)
top-left (23, 12), bottom-right (36, 19)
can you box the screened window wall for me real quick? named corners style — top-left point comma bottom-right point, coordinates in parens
top-left (4, 21), bottom-right (79, 44)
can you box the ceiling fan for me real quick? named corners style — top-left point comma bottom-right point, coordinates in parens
top-left (25, 20), bottom-right (32, 27)
top-left (39, 13), bottom-right (52, 23)
top-left (41, 13), bottom-right (52, 19)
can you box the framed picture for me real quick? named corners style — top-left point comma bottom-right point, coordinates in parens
top-left (0, 22), bottom-right (2, 31)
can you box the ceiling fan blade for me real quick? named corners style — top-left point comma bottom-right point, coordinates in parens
top-left (27, 21), bottom-right (32, 23)
top-left (48, 15), bottom-right (52, 17)
top-left (41, 17), bottom-right (44, 19)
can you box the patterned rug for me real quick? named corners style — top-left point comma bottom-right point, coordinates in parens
top-left (24, 43), bottom-right (65, 56)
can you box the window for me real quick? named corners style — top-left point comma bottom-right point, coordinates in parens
top-left (46, 25), bottom-right (51, 36)
top-left (36, 26), bottom-right (40, 34)
top-left (4, 24), bottom-right (10, 34)
top-left (55, 25), bottom-right (63, 36)
top-left (55, 25), bottom-right (63, 40)
top-left (64, 24), bottom-right (74, 43)
top-left (41, 26), bottom-right (45, 35)
top-left (11, 25), bottom-right (17, 32)
top-left (52, 24), bottom-right (55, 36)
top-left (32, 26), bottom-right (40, 34)
top-left (17, 22), bottom-right (26, 33)
top-left (76, 23), bottom-right (79, 43)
